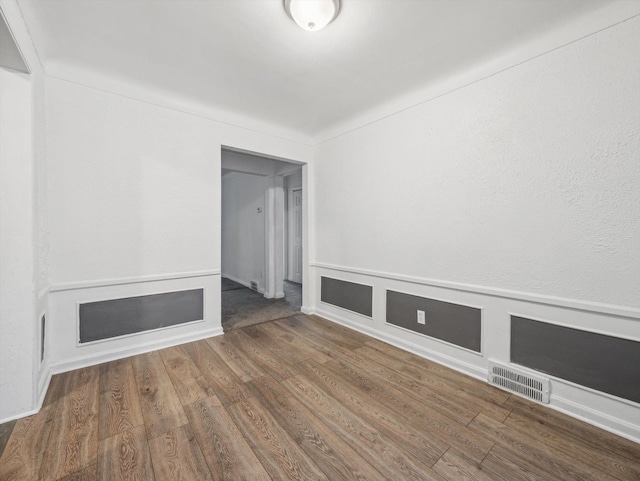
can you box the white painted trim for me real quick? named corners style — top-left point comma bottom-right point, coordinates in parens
top-left (385, 321), bottom-right (484, 357)
top-left (313, 306), bottom-right (486, 380)
top-left (222, 272), bottom-right (266, 294)
top-left (74, 285), bottom-right (207, 346)
top-left (508, 311), bottom-right (640, 343)
top-left (38, 285), bottom-right (50, 299)
top-left (313, 6), bottom-right (640, 144)
top-left (1, 361), bottom-right (51, 424)
top-left (319, 274), bottom-right (375, 319)
top-left (0, 325), bottom-right (223, 424)
top-left (0, 407), bottom-right (40, 425)
top-left (50, 269), bottom-right (221, 292)
top-left (311, 262), bottom-right (640, 319)
top-left (50, 326), bottom-right (223, 376)
top-left (551, 393), bottom-right (640, 444)
top-left (319, 301), bottom-right (374, 320)
top-left (314, 306), bottom-right (639, 443)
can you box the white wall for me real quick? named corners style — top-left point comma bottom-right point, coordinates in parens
top-left (314, 18), bottom-right (640, 308)
top-left (0, 67), bottom-right (35, 420)
top-left (311, 17), bottom-right (640, 440)
top-left (221, 172), bottom-right (267, 290)
top-left (44, 76), bottom-right (312, 377)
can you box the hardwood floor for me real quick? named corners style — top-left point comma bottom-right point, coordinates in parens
top-left (1, 314), bottom-right (639, 481)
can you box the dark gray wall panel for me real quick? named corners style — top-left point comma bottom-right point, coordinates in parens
top-left (321, 277), bottom-right (372, 317)
top-left (79, 289), bottom-right (204, 343)
top-left (511, 316), bottom-right (640, 403)
top-left (386, 290), bottom-right (481, 352)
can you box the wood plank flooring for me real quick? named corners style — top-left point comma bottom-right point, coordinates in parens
top-left (1, 314), bottom-right (639, 481)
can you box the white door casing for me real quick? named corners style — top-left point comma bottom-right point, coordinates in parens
top-left (289, 188), bottom-right (303, 284)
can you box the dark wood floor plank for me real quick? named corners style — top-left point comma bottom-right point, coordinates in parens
top-left (148, 424), bottom-right (213, 481)
top-left (224, 329), bottom-right (297, 381)
top-left (159, 344), bottom-right (216, 406)
top-left (97, 425), bottom-right (154, 481)
top-left (300, 361), bottom-right (450, 467)
top-left (184, 395), bottom-right (271, 481)
top-left (306, 314), bottom-right (373, 345)
top-left (282, 373), bottom-right (445, 481)
top-left (505, 408), bottom-right (640, 481)
top-left (98, 359), bottom-right (144, 440)
top-left (226, 396), bottom-right (330, 481)
top-left (272, 317), bottom-right (357, 362)
top-left (279, 315), bottom-right (366, 351)
top-left (249, 322), bottom-right (332, 365)
top-left (248, 374), bottom-right (387, 481)
top-left (0, 404), bottom-right (55, 480)
top-left (319, 357), bottom-right (493, 463)
top-left (205, 334), bottom-right (266, 382)
top-left (468, 413), bottom-right (621, 481)
top-left (181, 339), bottom-right (250, 407)
top-left (57, 464), bottom-right (97, 481)
top-left (38, 365), bottom-right (100, 481)
top-left (356, 345), bottom-right (512, 423)
top-left (3, 314), bottom-right (638, 481)
top-left (0, 420), bottom-right (17, 460)
top-left (338, 346), bottom-right (479, 424)
top-left (363, 340), bottom-right (511, 406)
top-left (130, 351), bottom-right (188, 439)
top-left (433, 449), bottom-right (504, 481)
top-left (481, 444), bottom-right (552, 481)
top-left (505, 394), bottom-right (640, 463)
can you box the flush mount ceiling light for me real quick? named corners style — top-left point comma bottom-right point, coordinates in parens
top-left (284, 0), bottom-right (340, 32)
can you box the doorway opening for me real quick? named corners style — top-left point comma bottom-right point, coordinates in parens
top-left (220, 147), bottom-right (305, 331)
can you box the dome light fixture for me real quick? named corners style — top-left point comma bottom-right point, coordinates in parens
top-left (284, 0), bottom-right (340, 32)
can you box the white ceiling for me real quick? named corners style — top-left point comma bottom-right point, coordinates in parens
top-left (15, 0), bottom-right (634, 141)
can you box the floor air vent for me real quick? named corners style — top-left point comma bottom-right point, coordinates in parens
top-left (250, 280), bottom-right (258, 291)
top-left (488, 361), bottom-right (550, 403)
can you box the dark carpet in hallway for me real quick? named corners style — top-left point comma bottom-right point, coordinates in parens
top-left (221, 278), bottom-right (302, 331)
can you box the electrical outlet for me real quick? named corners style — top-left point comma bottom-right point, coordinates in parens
top-left (417, 310), bottom-right (426, 325)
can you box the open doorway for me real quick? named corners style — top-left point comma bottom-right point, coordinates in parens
top-left (220, 147), bottom-right (304, 331)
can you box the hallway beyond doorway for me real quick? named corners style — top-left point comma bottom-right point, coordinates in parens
top-left (221, 278), bottom-right (301, 331)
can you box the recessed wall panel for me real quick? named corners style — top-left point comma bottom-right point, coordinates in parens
top-left (321, 277), bottom-right (372, 317)
top-left (386, 290), bottom-right (481, 352)
top-left (511, 316), bottom-right (640, 403)
top-left (79, 288), bottom-right (204, 343)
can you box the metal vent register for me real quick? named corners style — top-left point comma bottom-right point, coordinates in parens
top-left (488, 361), bottom-right (550, 403)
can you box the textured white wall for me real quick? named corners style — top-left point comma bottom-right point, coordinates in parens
top-left (314, 17), bottom-right (640, 308)
top-left (0, 68), bottom-right (35, 420)
top-left (221, 172), bottom-right (267, 290)
top-left (46, 78), bottom-right (222, 283)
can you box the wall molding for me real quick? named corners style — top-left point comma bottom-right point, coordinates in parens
top-left (221, 272), bottom-right (266, 294)
top-left (50, 326), bottom-right (223, 376)
top-left (50, 269), bottom-right (221, 292)
top-left (310, 262), bottom-right (640, 320)
top-left (310, 263), bottom-right (640, 444)
top-left (0, 325), bottom-right (222, 424)
top-left (551, 393), bottom-right (640, 444)
top-left (311, 306), bottom-right (486, 381)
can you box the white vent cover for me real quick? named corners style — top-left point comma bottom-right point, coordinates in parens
top-left (488, 360), bottom-right (550, 403)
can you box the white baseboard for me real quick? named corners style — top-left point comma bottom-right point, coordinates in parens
top-left (551, 394), bottom-right (640, 443)
top-left (312, 306), bottom-right (486, 381)
top-left (310, 260), bottom-right (640, 445)
top-left (222, 272), bottom-right (265, 294)
top-left (0, 326), bottom-right (223, 425)
top-left (50, 269), bottom-right (221, 292)
top-left (0, 407), bottom-right (41, 425)
top-left (49, 326), bottom-right (223, 375)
